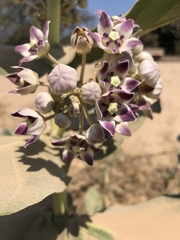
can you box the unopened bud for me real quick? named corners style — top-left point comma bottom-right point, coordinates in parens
top-left (145, 79), bottom-right (162, 99)
top-left (70, 27), bottom-right (93, 54)
top-left (138, 59), bottom-right (160, 87)
top-left (80, 82), bottom-right (101, 105)
top-left (35, 92), bottom-right (55, 114)
top-left (135, 51), bottom-right (153, 62)
top-left (132, 43), bottom-right (143, 55)
top-left (54, 113), bottom-right (71, 129)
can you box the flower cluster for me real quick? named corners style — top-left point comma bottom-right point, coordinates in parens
top-left (7, 11), bottom-right (162, 165)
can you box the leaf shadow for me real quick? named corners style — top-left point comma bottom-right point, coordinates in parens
top-left (15, 139), bottom-right (71, 185)
top-left (0, 193), bottom-right (92, 240)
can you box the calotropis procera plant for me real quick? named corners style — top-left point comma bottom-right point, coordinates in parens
top-left (7, 10), bottom-right (162, 166)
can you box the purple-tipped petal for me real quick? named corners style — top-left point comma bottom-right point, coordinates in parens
top-left (28, 117), bottom-right (46, 135)
top-left (19, 55), bottom-right (37, 65)
top-left (88, 32), bottom-right (106, 50)
top-left (14, 122), bottom-right (28, 135)
top-left (98, 61), bottom-right (109, 77)
top-left (116, 19), bottom-right (134, 40)
top-left (86, 123), bottom-right (106, 144)
top-left (99, 119), bottom-right (115, 136)
top-left (115, 104), bottom-right (136, 122)
top-left (80, 151), bottom-right (94, 166)
top-left (8, 89), bottom-right (19, 95)
top-left (62, 149), bottom-right (75, 163)
top-left (117, 89), bottom-right (134, 101)
top-left (18, 69), bottom-right (39, 85)
top-left (97, 10), bottom-right (113, 35)
top-left (51, 138), bottom-right (68, 146)
top-left (15, 44), bottom-right (31, 57)
top-left (24, 135), bottom-right (39, 148)
top-left (121, 38), bottom-right (142, 52)
top-left (115, 60), bottom-right (129, 74)
top-left (30, 26), bottom-right (44, 42)
top-left (16, 85), bottom-right (38, 95)
top-left (43, 21), bottom-right (50, 40)
top-left (121, 77), bottom-right (140, 92)
top-left (116, 122), bottom-right (131, 136)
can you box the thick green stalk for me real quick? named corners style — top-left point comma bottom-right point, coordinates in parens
top-left (53, 191), bottom-right (67, 215)
top-left (47, 0), bottom-right (68, 216)
top-left (47, 0), bottom-right (61, 44)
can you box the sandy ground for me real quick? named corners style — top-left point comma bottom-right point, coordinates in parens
top-left (1, 59), bottom-right (180, 239)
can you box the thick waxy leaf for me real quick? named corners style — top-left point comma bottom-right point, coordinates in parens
top-left (85, 187), bottom-right (105, 215)
top-left (0, 195), bottom-right (60, 240)
top-left (126, 0), bottom-right (180, 35)
top-left (0, 135), bottom-right (70, 215)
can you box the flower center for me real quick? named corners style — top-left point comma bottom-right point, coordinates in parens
top-left (72, 145), bottom-right (80, 153)
top-left (109, 31), bottom-right (120, 41)
top-left (111, 76), bottom-right (121, 87)
top-left (108, 102), bottom-right (118, 115)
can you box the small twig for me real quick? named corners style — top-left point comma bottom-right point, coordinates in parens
top-left (39, 81), bottom-right (50, 87)
top-left (79, 54), bottom-right (87, 84)
top-left (77, 95), bottom-right (93, 126)
top-left (46, 53), bottom-right (59, 65)
top-left (44, 114), bottom-right (55, 121)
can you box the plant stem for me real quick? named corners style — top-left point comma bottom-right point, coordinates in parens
top-left (44, 114), bottom-right (55, 121)
top-left (46, 53), bottom-right (60, 65)
top-left (79, 106), bottom-right (84, 135)
top-left (53, 191), bottom-right (67, 215)
top-left (79, 54), bottom-right (87, 84)
top-left (47, 0), bottom-right (61, 45)
top-left (77, 95), bottom-right (93, 126)
top-left (39, 81), bottom-right (50, 87)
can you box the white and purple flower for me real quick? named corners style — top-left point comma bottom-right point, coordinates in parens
top-left (88, 11), bottom-right (142, 54)
top-left (12, 108), bottom-right (46, 147)
top-left (6, 66), bottom-right (39, 95)
top-left (15, 21), bottom-right (50, 65)
top-left (95, 89), bottom-right (136, 136)
top-left (52, 134), bottom-right (99, 165)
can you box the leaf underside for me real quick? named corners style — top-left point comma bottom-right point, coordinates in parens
top-left (0, 135), bottom-right (71, 215)
top-left (126, 0), bottom-right (180, 35)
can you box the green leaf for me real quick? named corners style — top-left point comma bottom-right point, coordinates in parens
top-left (0, 67), bottom-right (8, 76)
top-left (0, 135), bottom-right (71, 215)
top-left (81, 222), bottom-right (115, 240)
top-left (85, 187), bottom-right (105, 215)
top-left (56, 216), bottom-right (115, 240)
top-left (126, 0), bottom-right (180, 35)
top-left (0, 195), bottom-right (60, 240)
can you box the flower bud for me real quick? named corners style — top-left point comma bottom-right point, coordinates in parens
top-left (80, 82), bottom-right (101, 105)
top-left (132, 43), bottom-right (144, 55)
top-left (35, 92), bottom-right (55, 114)
top-left (48, 64), bottom-right (78, 94)
top-left (135, 51), bottom-right (153, 62)
top-left (54, 113), bottom-right (71, 129)
top-left (138, 59), bottom-right (160, 87)
top-left (6, 66), bottom-right (39, 95)
top-left (70, 27), bottom-right (93, 54)
top-left (145, 79), bottom-right (162, 99)
top-left (68, 102), bottom-right (80, 117)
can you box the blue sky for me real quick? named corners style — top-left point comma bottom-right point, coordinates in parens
top-left (87, 0), bottom-right (137, 17)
